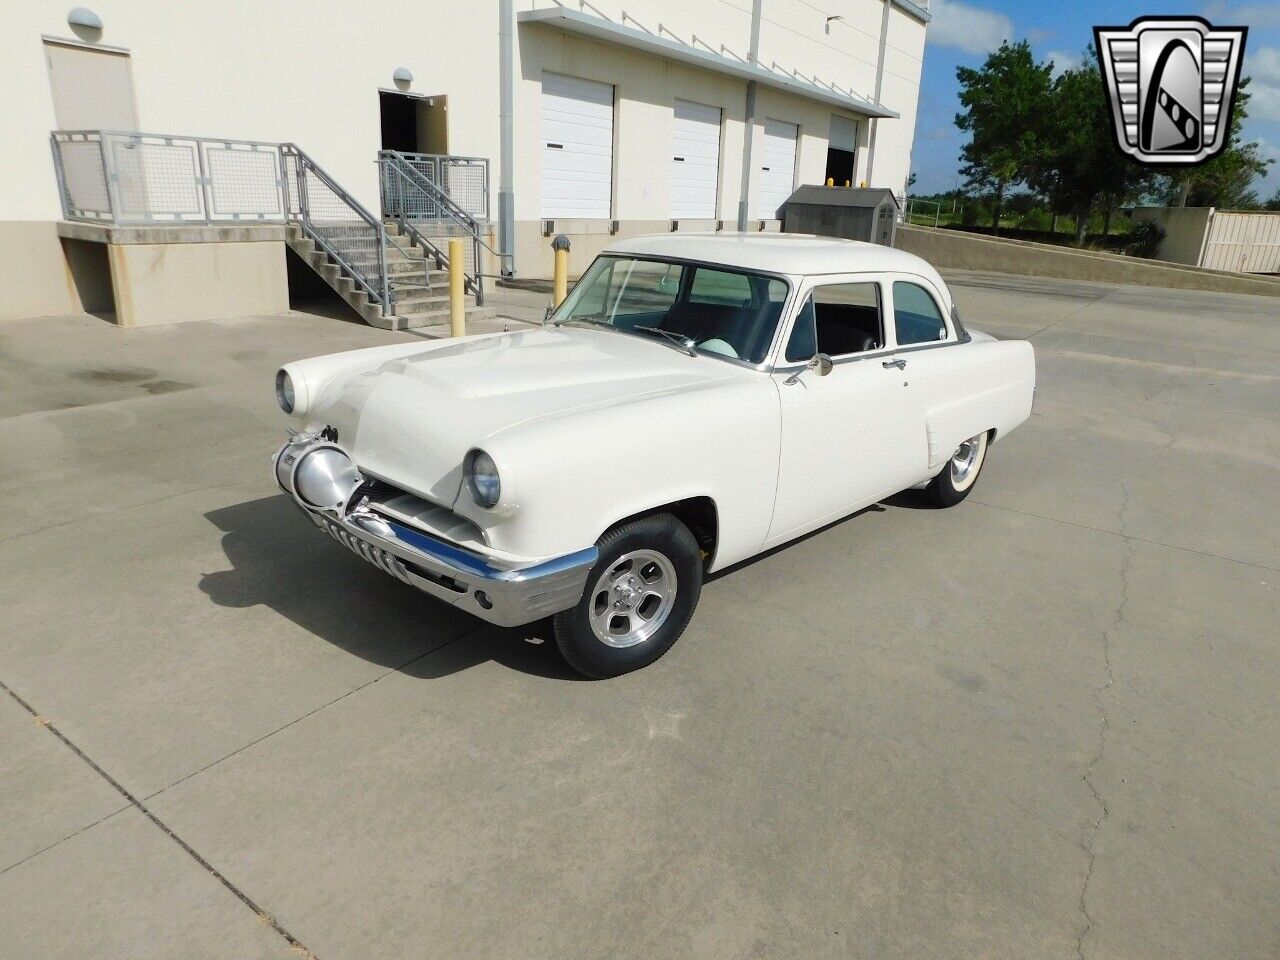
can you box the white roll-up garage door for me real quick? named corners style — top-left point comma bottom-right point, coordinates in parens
top-left (671, 99), bottom-right (722, 219)
top-left (753, 118), bottom-right (799, 220)
top-left (541, 73), bottom-right (614, 219)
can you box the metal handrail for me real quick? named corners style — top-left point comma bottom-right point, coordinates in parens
top-left (379, 151), bottom-right (500, 306)
top-left (283, 144), bottom-right (430, 319)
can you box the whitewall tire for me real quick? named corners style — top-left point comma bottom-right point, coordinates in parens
top-left (926, 431), bottom-right (989, 507)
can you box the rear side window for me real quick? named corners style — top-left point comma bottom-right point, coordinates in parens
top-left (689, 268), bottom-right (751, 306)
top-left (892, 281), bottom-right (948, 346)
top-left (785, 282), bottom-right (883, 361)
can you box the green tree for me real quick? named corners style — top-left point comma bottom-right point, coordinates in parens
top-left (1264, 188), bottom-right (1280, 212)
top-left (954, 41), bottom-right (1053, 232)
top-left (1027, 48), bottom-right (1153, 245)
top-left (1158, 78), bottom-right (1272, 208)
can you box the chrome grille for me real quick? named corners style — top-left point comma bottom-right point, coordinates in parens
top-left (321, 519), bottom-right (413, 585)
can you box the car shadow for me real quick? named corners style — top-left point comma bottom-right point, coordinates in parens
top-left (200, 495), bottom-right (582, 681)
top-left (202, 490), bottom-right (931, 680)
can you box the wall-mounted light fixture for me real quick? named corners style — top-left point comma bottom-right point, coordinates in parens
top-left (67, 6), bottom-right (103, 41)
top-left (392, 67), bottom-right (414, 91)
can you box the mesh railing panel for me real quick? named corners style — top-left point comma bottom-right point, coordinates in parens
top-left (440, 160), bottom-right (489, 221)
top-left (203, 143), bottom-right (283, 219)
top-left (385, 153), bottom-right (489, 221)
top-left (52, 131), bottom-right (287, 224)
top-left (110, 137), bottom-right (203, 219)
top-left (55, 137), bottom-right (111, 216)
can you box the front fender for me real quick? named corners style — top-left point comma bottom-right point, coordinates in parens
top-left (456, 374), bottom-right (780, 570)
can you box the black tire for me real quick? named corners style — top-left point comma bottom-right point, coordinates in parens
top-left (553, 513), bottom-right (703, 678)
top-left (925, 430), bottom-right (990, 508)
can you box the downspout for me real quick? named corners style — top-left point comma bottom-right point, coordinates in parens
top-left (736, 0), bottom-right (764, 231)
top-left (864, 0), bottom-right (891, 186)
top-left (498, 0), bottom-right (516, 276)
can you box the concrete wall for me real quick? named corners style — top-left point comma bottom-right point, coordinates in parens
top-left (897, 225), bottom-right (1280, 298)
top-left (1131, 206), bottom-right (1214, 266)
top-left (0, 222), bottom-right (81, 319)
top-left (107, 240), bottom-right (288, 326)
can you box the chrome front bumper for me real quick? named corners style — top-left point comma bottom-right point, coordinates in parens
top-left (275, 438), bottom-right (597, 628)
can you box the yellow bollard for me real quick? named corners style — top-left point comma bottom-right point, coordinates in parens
top-left (825, 177), bottom-right (834, 187)
top-left (551, 234), bottom-right (571, 307)
top-left (448, 238), bottom-right (465, 338)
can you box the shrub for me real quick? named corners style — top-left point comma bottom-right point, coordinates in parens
top-left (1126, 219), bottom-right (1165, 258)
top-left (1019, 207), bottom-right (1052, 231)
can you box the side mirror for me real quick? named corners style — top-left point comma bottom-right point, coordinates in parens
top-left (785, 353), bottom-right (834, 385)
top-left (543, 305), bottom-right (553, 325)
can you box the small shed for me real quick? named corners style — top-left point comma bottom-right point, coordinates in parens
top-left (782, 186), bottom-right (900, 246)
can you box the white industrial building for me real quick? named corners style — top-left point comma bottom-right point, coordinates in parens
top-left (0, 0), bottom-right (929, 325)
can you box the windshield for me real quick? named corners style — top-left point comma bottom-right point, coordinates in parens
top-left (552, 255), bottom-right (790, 364)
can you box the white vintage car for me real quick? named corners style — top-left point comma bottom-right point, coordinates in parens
top-left (273, 234), bottom-right (1035, 677)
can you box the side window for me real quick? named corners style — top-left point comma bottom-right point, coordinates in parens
top-left (688, 268), bottom-right (751, 306)
top-left (892, 281), bottom-right (948, 346)
top-left (784, 297), bottom-right (817, 361)
top-left (786, 282), bottom-right (882, 360)
top-left (610, 260), bottom-right (683, 321)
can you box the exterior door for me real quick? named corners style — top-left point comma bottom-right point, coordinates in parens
top-left (44, 40), bottom-right (139, 130)
top-left (766, 277), bottom-right (924, 545)
top-left (671, 99), bottom-right (721, 219)
top-left (753, 119), bottom-right (798, 219)
top-left (540, 73), bottom-right (614, 219)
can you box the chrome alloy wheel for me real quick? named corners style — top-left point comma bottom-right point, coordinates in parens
top-left (588, 549), bottom-right (678, 648)
top-left (950, 433), bottom-right (985, 487)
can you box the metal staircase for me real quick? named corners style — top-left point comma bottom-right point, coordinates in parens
top-left (283, 144), bottom-right (492, 331)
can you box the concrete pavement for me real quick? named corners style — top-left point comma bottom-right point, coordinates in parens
top-left (1, 274), bottom-right (1277, 958)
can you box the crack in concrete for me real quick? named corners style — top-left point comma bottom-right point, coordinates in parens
top-left (0, 677), bottom-right (321, 959)
top-left (1076, 481), bottom-right (1133, 960)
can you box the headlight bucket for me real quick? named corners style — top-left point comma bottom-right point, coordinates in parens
top-left (275, 369), bottom-right (295, 413)
top-left (290, 443), bottom-right (362, 512)
top-left (465, 448), bottom-right (502, 509)
top-left (274, 364), bottom-right (310, 418)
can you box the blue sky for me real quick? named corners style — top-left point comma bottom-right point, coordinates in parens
top-left (912, 0), bottom-right (1280, 199)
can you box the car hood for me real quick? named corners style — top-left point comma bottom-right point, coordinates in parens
top-left (307, 326), bottom-right (741, 506)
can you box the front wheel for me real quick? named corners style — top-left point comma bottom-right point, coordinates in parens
top-left (925, 430), bottom-right (990, 507)
top-left (553, 514), bottom-right (703, 678)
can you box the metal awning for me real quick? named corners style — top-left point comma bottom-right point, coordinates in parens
top-left (517, 7), bottom-right (900, 120)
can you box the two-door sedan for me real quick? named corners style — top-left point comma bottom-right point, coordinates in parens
top-left (272, 234), bottom-right (1035, 677)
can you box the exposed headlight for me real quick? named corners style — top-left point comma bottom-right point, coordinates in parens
top-left (465, 448), bottom-right (501, 508)
top-left (275, 369), bottom-right (295, 414)
top-left (293, 445), bottom-right (361, 511)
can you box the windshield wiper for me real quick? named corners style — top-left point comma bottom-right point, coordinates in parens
top-left (632, 325), bottom-right (697, 356)
top-left (553, 314), bottom-right (609, 328)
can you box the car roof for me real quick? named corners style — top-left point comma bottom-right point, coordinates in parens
top-left (602, 232), bottom-right (944, 282)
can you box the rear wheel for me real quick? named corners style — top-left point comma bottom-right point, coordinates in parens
top-left (926, 430), bottom-right (989, 507)
top-left (553, 514), bottom-right (702, 678)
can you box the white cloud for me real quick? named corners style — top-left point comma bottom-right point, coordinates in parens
top-left (1238, 47), bottom-right (1280, 122)
top-left (1201, 1), bottom-right (1280, 29)
top-left (927, 0), bottom-right (1014, 56)
top-left (1250, 46), bottom-right (1280, 83)
top-left (1045, 50), bottom-right (1081, 78)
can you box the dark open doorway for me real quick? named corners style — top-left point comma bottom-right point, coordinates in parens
top-left (379, 91), bottom-right (448, 154)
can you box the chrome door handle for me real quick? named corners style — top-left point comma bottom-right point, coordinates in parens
top-left (882, 358), bottom-right (906, 370)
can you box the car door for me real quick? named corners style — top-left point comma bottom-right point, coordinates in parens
top-left (766, 276), bottom-right (926, 546)
top-left (880, 273), bottom-right (965, 473)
